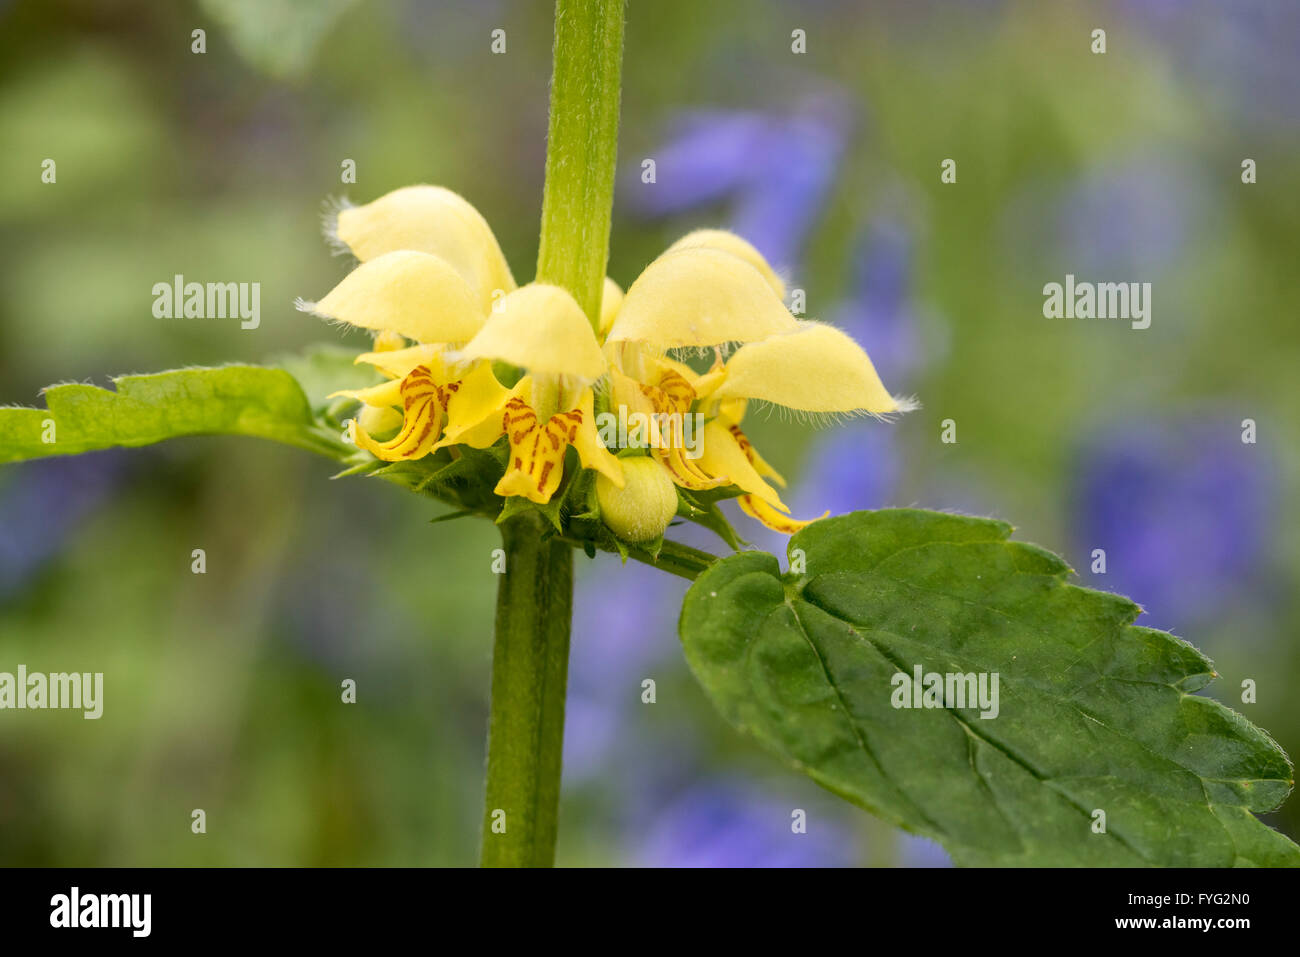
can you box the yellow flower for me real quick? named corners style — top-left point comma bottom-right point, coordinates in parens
top-left (601, 230), bottom-right (914, 535)
top-left (456, 283), bottom-right (622, 503)
top-left (299, 186), bottom-right (911, 534)
top-left (299, 185), bottom-right (622, 505)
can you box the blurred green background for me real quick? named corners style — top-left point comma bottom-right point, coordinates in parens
top-left (1, 0), bottom-right (1297, 865)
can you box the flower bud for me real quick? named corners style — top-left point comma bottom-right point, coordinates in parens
top-left (597, 457), bottom-right (678, 542)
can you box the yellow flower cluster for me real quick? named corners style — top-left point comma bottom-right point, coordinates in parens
top-left (299, 186), bottom-right (912, 539)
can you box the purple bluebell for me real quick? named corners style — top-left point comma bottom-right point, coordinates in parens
top-left (1002, 153), bottom-right (1205, 281)
top-left (0, 452), bottom-right (126, 603)
top-left (628, 111), bottom-right (772, 216)
top-left (627, 93), bottom-right (851, 273)
top-left (565, 555), bottom-right (688, 781)
top-left (1122, 0), bottom-right (1300, 125)
top-left (631, 778), bottom-right (860, 868)
top-left (1071, 418), bottom-right (1274, 633)
top-left (1055, 156), bottom-right (1205, 277)
top-left (832, 216), bottom-right (926, 382)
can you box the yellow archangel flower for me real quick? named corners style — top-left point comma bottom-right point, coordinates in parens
top-left (297, 186), bottom-right (622, 505)
top-left (602, 229), bottom-right (916, 534)
top-left (299, 187), bottom-right (912, 535)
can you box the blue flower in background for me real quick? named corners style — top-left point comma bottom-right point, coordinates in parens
top-left (790, 428), bottom-right (900, 522)
top-left (1122, 0), bottom-right (1300, 125)
top-left (632, 778), bottom-right (859, 868)
top-left (565, 555), bottom-right (688, 781)
top-left (1003, 153), bottom-right (1206, 281)
top-left (0, 452), bottom-right (125, 603)
top-left (1056, 156), bottom-right (1206, 277)
top-left (1071, 419), bottom-right (1274, 633)
top-left (628, 93), bottom-right (852, 273)
top-left (831, 215), bottom-right (927, 384)
top-left (628, 111), bottom-right (771, 216)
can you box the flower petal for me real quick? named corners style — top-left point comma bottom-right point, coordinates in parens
top-left (458, 283), bottom-right (606, 381)
top-left (354, 343), bottom-right (445, 380)
top-left (720, 419), bottom-right (788, 488)
top-left (655, 444), bottom-right (727, 491)
top-left (663, 229), bottom-right (785, 300)
top-left (334, 185), bottom-right (516, 313)
top-left (606, 246), bottom-right (798, 349)
top-left (710, 321), bottom-right (910, 415)
top-left (738, 495), bottom-right (827, 534)
top-left (716, 396), bottom-right (748, 423)
top-left (607, 366), bottom-right (657, 424)
top-left (694, 419), bottom-right (786, 509)
top-left (496, 399), bottom-right (581, 504)
top-left (371, 330), bottom-right (407, 352)
top-left (302, 251), bottom-right (485, 344)
top-left (358, 404), bottom-right (403, 437)
top-left (353, 366), bottom-right (445, 461)
top-left (434, 362), bottom-right (522, 450)
top-left (328, 377), bottom-right (403, 408)
top-left (598, 277), bottom-right (624, 337)
top-left (571, 388), bottom-right (623, 487)
top-left (642, 363), bottom-right (696, 415)
top-left (654, 354), bottom-right (703, 386)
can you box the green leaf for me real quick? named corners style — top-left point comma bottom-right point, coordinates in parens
top-left (679, 508), bottom-right (1299, 866)
top-left (0, 365), bottom-right (346, 464)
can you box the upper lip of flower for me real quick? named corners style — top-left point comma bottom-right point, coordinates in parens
top-left (330, 184), bottom-right (518, 313)
top-left (296, 249), bottom-right (487, 345)
top-left (454, 282), bottom-right (607, 384)
top-left (297, 184), bottom-right (915, 529)
top-left (604, 244), bottom-right (798, 351)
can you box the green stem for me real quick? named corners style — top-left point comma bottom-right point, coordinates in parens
top-left (535, 0), bottom-right (626, 328)
top-left (618, 539), bottom-right (718, 581)
top-left (481, 513), bottom-right (574, 867)
top-left (479, 0), bottom-right (625, 868)
top-left (631, 540), bottom-right (718, 581)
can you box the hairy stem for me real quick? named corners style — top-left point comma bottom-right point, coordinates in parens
top-left (622, 539), bottom-right (719, 581)
top-left (535, 0), bottom-right (626, 328)
top-left (479, 0), bottom-right (625, 868)
top-left (481, 513), bottom-right (574, 867)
